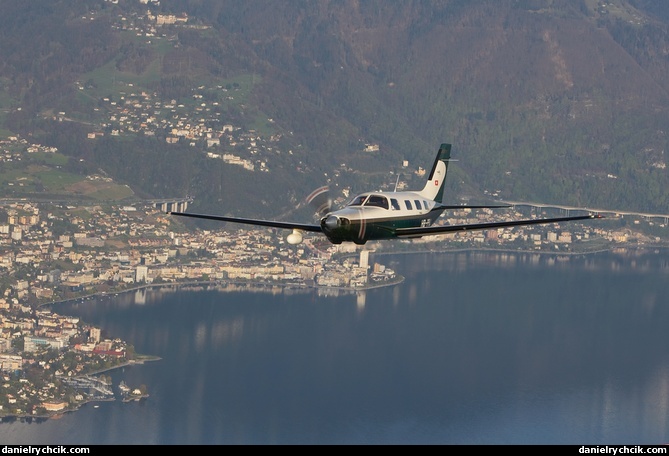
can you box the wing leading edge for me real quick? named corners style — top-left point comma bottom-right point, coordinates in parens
top-left (437, 204), bottom-right (511, 210)
top-left (167, 211), bottom-right (323, 233)
top-left (395, 214), bottom-right (603, 238)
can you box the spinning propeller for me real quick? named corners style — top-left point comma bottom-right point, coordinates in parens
top-left (282, 185), bottom-right (332, 245)
top-left (305, 185), bottom-right (332, 218)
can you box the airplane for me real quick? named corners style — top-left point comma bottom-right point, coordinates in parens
top-left (168, 143), bottom-right (603, 245)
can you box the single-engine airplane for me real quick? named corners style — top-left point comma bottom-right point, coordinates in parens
top-left (168, 143), bottom-right (603, 245)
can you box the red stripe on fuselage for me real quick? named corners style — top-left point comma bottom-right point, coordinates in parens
top-left (357, 209), bottom-right (366, 241)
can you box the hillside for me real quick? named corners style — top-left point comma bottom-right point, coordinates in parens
top-left (1, 0), bottom-right (669, 218)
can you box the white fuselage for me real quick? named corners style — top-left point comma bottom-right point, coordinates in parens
top-left (320, 191), bottom-right (444, 244)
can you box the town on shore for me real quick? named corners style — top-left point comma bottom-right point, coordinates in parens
top-left (1, 192), bottom-right (667, 419)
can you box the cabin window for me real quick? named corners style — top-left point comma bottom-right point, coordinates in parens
top-left (423, 200), bottom-right (429, 210)
top-left (365, 195), bottom-right (389, 210)
top-left (414, 200), bottom-right (422, 210)
top-left (348, 195), bottom-right (368, 206)
top-left (390, 198), bottom-right (400, 210)
top-left (404, 200), bottom-right (413, 210)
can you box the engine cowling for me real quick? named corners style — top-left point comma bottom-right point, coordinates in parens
top-left (320, 214), bottom-right (354, 244)
top-left (323, 214), bottom-right (340, 230)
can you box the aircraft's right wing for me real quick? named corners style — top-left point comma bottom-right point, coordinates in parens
top-left (168, 211), bottom-right (324, 232)
top-left (395, 213), bottom-right (603, 238)
top-left (437, 204), bottom-right (511, 209)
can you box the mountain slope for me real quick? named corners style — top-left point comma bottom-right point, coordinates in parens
top-left (1, 0), bottom-right (669, 216)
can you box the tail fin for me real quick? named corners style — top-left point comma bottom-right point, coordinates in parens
top-left (419, 143), bottom-right (451, 203)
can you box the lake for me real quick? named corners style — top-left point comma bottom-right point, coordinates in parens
top-left (1, 249), bottom-right (668, 444)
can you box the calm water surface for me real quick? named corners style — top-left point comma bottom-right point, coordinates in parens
top-left (1, 249), bottom-right (668, 444)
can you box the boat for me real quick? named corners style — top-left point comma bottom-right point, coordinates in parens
top-left (118, 381), bottom-right (130, 393)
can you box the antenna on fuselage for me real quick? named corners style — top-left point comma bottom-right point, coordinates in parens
top-left (393, 174), bottom-right (401, 192)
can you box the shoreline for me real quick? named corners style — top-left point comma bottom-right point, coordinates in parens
top-left (368, 243), bottom-right (669, 258)
top-left (43, 243), bottom-right (669, 309)
top-left (42, 271), bottom-right (406, 310)
top-left (0, 356), bottom-right (161, 422)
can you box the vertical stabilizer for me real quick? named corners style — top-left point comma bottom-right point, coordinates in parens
top-left (419, 143), bottom-right (451, 203)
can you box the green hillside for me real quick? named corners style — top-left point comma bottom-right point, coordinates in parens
top-left (1, 0), bottom-right (669, 218)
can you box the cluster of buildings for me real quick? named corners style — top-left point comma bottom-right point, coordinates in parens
top-left (79, 85), bottom-right (280, 173)
top-left (0, 306), bottom-right (131, 417)
top-left (0, 194), bottom-right (653, 315)
top-left (0, 197), bottom-right (402, 310)
top-left (76, 1), bottom-right (284, 174)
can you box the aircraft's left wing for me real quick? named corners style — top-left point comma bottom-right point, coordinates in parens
top-left (395, 214), bottom-right (603, 238)
top-left (168, 211), bottom-right (324, 232)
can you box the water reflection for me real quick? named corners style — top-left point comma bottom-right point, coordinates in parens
top-left (2, 249), bottom-right (668, 444)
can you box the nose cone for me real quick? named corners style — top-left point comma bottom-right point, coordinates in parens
top-left (323, 215), bottom-right (339, 230)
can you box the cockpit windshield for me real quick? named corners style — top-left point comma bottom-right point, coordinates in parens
top-left (365, 195), bottom-right (389, 209)
top-left (347, 194), bottom-right (368, 206)
top-left (346, 194), bottom-right (389, 210)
